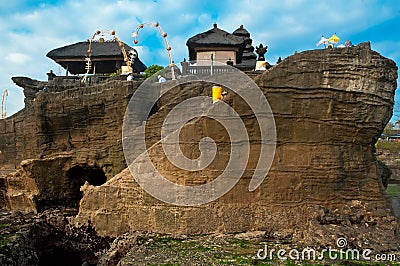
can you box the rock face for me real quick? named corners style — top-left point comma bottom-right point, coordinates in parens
top-left (11, 77), bottom-right (47, 106)
top-left (0, 210), bottom-right (111, 266)
top-left (0, 80), bottom-right (141, 211)
top-left (0, 43), bottom-right (398, 250)
top-left (74, 43), bottom-right (398, 249)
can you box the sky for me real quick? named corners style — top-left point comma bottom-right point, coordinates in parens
top-left (0, 0), bottom-right (399, 120)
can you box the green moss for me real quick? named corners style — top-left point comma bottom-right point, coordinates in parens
top-left (0, 223), bottom-right (10, 229)
top-left (122, 236), bottom-right (400, 265)
top-left (0, 233), bottom-right (12, 247)
top-left (0, 222), bottom-right (23, 251)
top-left (227, 238), bottom-right (252, 247)
top-left (0, 232), bottom-right (20, 250)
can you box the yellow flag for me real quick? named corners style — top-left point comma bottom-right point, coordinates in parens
top-left (328, 33), bottom-right (340, 44)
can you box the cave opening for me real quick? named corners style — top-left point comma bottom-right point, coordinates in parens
top-left (38, 249), bottom-right (85, 266)
top-left (65, 165), bottom-right (107, 207)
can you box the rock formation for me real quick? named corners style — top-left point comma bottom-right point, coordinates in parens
top-left (0, 42), bottom-right (398, 251)
top-left (11, 76), bottom-right (47, 106)
top-left (0, 80), bottom-right (141, 211)
top-left (75, 43), bottom-right (398, 249)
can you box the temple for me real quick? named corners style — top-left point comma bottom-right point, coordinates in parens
top-left (186, 24), bottom-right (258, 71)
top-left (47, 40), bottom-right (147, 74)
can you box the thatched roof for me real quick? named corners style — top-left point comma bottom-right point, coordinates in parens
top-left (232, 25), bottom-right (251, 38)
top-left (47, 41), bottom-right (147, 74)
top-left (187, 24), bottom-right (245, 46)
top-left (186, 24), bottom-right (246, 61)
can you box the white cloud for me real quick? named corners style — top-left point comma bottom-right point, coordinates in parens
top-left (5, 53), bottom-right (31, 65)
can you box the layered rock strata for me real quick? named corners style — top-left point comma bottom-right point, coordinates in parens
top-left (0, 80), bottom-right (141, 211)
top-left (74, 43), bottom-right (398, 249)
top-left (0, 43), bottom-right (398, 250)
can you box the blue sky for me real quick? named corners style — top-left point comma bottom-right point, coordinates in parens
top-left (0, 0), bottom-right (399, 120)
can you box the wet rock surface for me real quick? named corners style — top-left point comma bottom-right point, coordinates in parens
top-left (0, 210), bottom-right (111, 266)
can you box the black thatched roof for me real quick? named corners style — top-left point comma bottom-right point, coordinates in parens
top-left (232, 25), bottom-right (257, 70)
top-left (232, 25), bottom-right (250, 38)
top-left (47, 41), bottom-right (130, 58)
top-left (187, 24), bottom-right (245, 46)
top-left (186, 24), bottom-right (246, 61)
top-left (47, 41), bottom-right (147, 74)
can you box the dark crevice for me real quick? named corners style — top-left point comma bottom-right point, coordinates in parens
top-left (65, 165), bottom-right (107, 208)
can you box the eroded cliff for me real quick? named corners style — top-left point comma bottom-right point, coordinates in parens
top-left (0, 80), bottom-right (140, 211)
top-left (0, 43), bottom-right (398, 251)
top-left (76, 43), bottom-right (399, 250)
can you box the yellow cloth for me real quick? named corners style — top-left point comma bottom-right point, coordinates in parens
top-left (212, 86), bottom-right (222, 103)
top-left (328, 33), bottom-right (340, 44)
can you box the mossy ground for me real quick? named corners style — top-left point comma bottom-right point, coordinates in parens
top-left (0, 222), bottom-right (22, 251)
top-left (119, 235), bottom-right (400, 265)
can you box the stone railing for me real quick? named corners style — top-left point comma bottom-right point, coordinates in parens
top-left (180, 61), bottom-right (257, 75)
top-left (181, 62), bottom-right (236, 76)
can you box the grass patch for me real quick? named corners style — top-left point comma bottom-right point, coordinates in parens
top-left (376, 140), bottom-right (400, 152)
top-left (387, 185), bottom-right (400, 197)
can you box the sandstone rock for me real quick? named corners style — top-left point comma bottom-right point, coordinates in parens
top-left (97, 232), bottom-right (140, 266)
top-left (72, 43), bottom-right (399, 250)
top-left (234, 231), bottom-right (266, 240)
top-left (0, 43), bottom-right (398, 251)
top-left (0, 80), bottom-right (141, 211)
